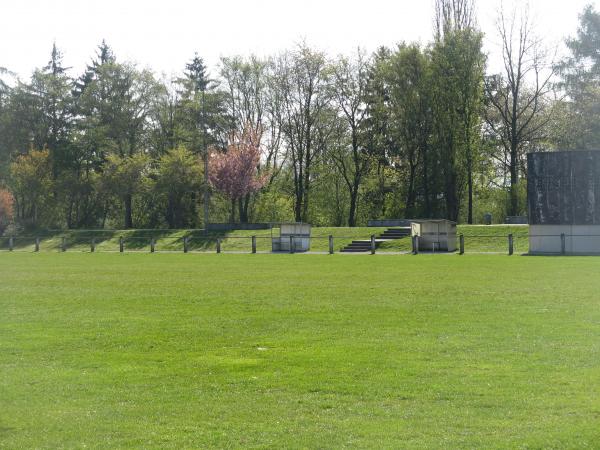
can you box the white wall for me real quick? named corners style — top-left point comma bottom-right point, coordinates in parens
top-left (529, 225), bottom-right (600, 254)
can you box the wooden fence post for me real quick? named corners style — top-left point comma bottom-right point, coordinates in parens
top-left (216, 238), bottom-right (221, 254)
top-left (61, 237), bottom-right (66, 252)
top-left (119, 237), bottom-right (124, 253)
top-left (90, 238), bottom-right (95, 253)
top-left (561, 233), bottom-right (566, 255)
top-left (329, 235), bottom-right (334, 254)
top-left (8, 236), bottom-right (13, 251)
top-left (370, 234), bottom-right (376, 255)
top-left (251, 236), bottom-right (256, 254)
top-left (35, 237), bottom-right (40, 252)
top-left (459, 234), bottom-right (464, 255)
top-left (289, 235), bottom-right (294, 254)
top-left (150, 238), bottom-right (155, 253)
top-left (183, 237), bottom-right (188, 253)
top-left (508, 233), bottom-right (514, 256)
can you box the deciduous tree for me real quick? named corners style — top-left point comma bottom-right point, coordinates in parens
top-left (10, 149), bottom-right (54, 228)
top-left (209, 128), bottom-right (268, 223)
top-left (484, 5), bottom-right (555, 216)
top-left (0, 188), bottom-right (14, 234)
top-left (154, 147), bottom-right (203, 228)
top-left (330, 50), bottom-right (370, 226)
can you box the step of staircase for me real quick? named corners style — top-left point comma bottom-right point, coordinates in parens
top-left (378, 227), bottom-right (411, 239)
top-left (340, 240), bottom-right (373, 253)
top-left (339, 227), bottom-right (412, 253)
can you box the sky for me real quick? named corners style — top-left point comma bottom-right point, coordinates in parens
top-left (1, 0), bottom-right (595, 80)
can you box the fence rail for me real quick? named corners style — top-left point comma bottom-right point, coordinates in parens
top-left (0, 232), bottom-right (542, 255)
top-left (0, 233), bottom-right (520, 254)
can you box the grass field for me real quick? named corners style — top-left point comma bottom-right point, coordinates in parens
top-left (0, 224), bottom-right (529, 254)
top-left (1, 252), bottom-right (600, 448)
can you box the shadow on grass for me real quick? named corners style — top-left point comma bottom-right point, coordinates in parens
top-left (0, 230), bottom-right (119, 252)
top-left (186, 231), bottom-right (226, 251)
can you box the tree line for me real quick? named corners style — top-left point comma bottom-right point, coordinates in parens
top-left (0, 0), bottom-right (598, 231)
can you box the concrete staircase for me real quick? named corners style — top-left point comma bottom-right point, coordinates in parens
top-left (340, 227), bottom-right (411, 253)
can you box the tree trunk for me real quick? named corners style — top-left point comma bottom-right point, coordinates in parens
top-left (422, 147), bottom-right (431, 218)
top-left (405, 163), bottom-right (417, 218)
top-left (294, 161), bottom-right (303, 223)
top-left (238, 197), bottom-right (250, 224)
top-left (190, 192), bottom-right (197, 227)
top-left (348, 186), bottom-right (358, 227)
top-left (294, 190), bottom-right (303, 223)
top-left (302, 187), bottom-right (309, 223)
top-left (510, 84), bottom-right (520, 217)
top-left (124, 194), bottom-right (133, 229)
top-left (301, 161), bottom-right (310, 223)
top-left (510, 147), bottom-right (519, 216)
top-left (66, 198), bottom-right (74, 229)
top-left (230, 198), bottom-right (236, 224)
top-left (101, 201), bottom-right (108, 229)
top-left (467, 152), bottom-right (473, 224)
top-left (240, 194), bottom-right (250, 223)
top-left (167, 194), bottom-right (175, 229)
top-left (445, 173), bottom-right (459, 222)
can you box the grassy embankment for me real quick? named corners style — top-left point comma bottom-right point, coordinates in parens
top-left (0, 225), bottom-right (529, 253)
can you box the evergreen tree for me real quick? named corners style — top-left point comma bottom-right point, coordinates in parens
top-left (558, 5), bottom-right (600, 149)
top-left (73, 40), bottom-right (115, 97)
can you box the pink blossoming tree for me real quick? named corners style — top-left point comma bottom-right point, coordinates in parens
top-left (0, 189), bottom-right (14, 235)
top-left (209, 127), bottom-right (268, 223)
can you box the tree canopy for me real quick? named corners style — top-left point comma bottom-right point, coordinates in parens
top-left (0, 3), bottom-right (596, 231)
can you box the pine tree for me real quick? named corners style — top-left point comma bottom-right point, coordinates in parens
top-left (184, 53), bottom-right (209, 92)
top-left (558, 5), bottom-right (600, 149)
top-left (73, 40), bottom-right (115, 97)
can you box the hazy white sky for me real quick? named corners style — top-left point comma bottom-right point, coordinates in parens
top-left (1, 0), bottom-right (595, 79)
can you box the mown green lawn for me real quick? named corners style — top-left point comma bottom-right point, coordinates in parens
top-left (2, 253), bottom-right (598, 448)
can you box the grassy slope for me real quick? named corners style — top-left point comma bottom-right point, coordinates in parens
top-left (0, 225), bottom-right (529, 253)
top-left (1, 253), bottom-right (599, 448)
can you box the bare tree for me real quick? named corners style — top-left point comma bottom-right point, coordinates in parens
top-left (484, 5), bottom-right (556, 216)
top-left (330, 50), bottom-right (370, 226)
top-left (435, 0), bottom-right (476, 39)
top-left (274, 45), bottom-right (331, 222)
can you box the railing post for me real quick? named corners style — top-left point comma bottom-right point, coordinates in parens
top-left (150, 238), bottom-right (155, 253)
top-left (119, 237), bottom-right (124, 253)
top-left (289, 235), bottom-right (294, 254)
top-left (183, 237), bottom-right (188, 253)
top-left (413, 236), bottom-right (419, 255)
top-left (90, 238), bottom-right (95, 253)
top-left (35, 237), bottom-right (40, 252)
top-left (216, 238), bottom-right (221, 254)
top-left (8, 236), bottom-right (13, 251)
top-left (61, 237), bottom-right (66, 252)
top-left (561, 233), bottom-right (566, 255)
top-left (459, 234), bottom-right (464, 255)
top-left (370, 234), bottom-right (376, 255)
top-left (329, 235), bottom-right (334, 254)
top-left (508, 233), bottom-right (514, 256)
top-left (251, 236), bottom-right (256, 254)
